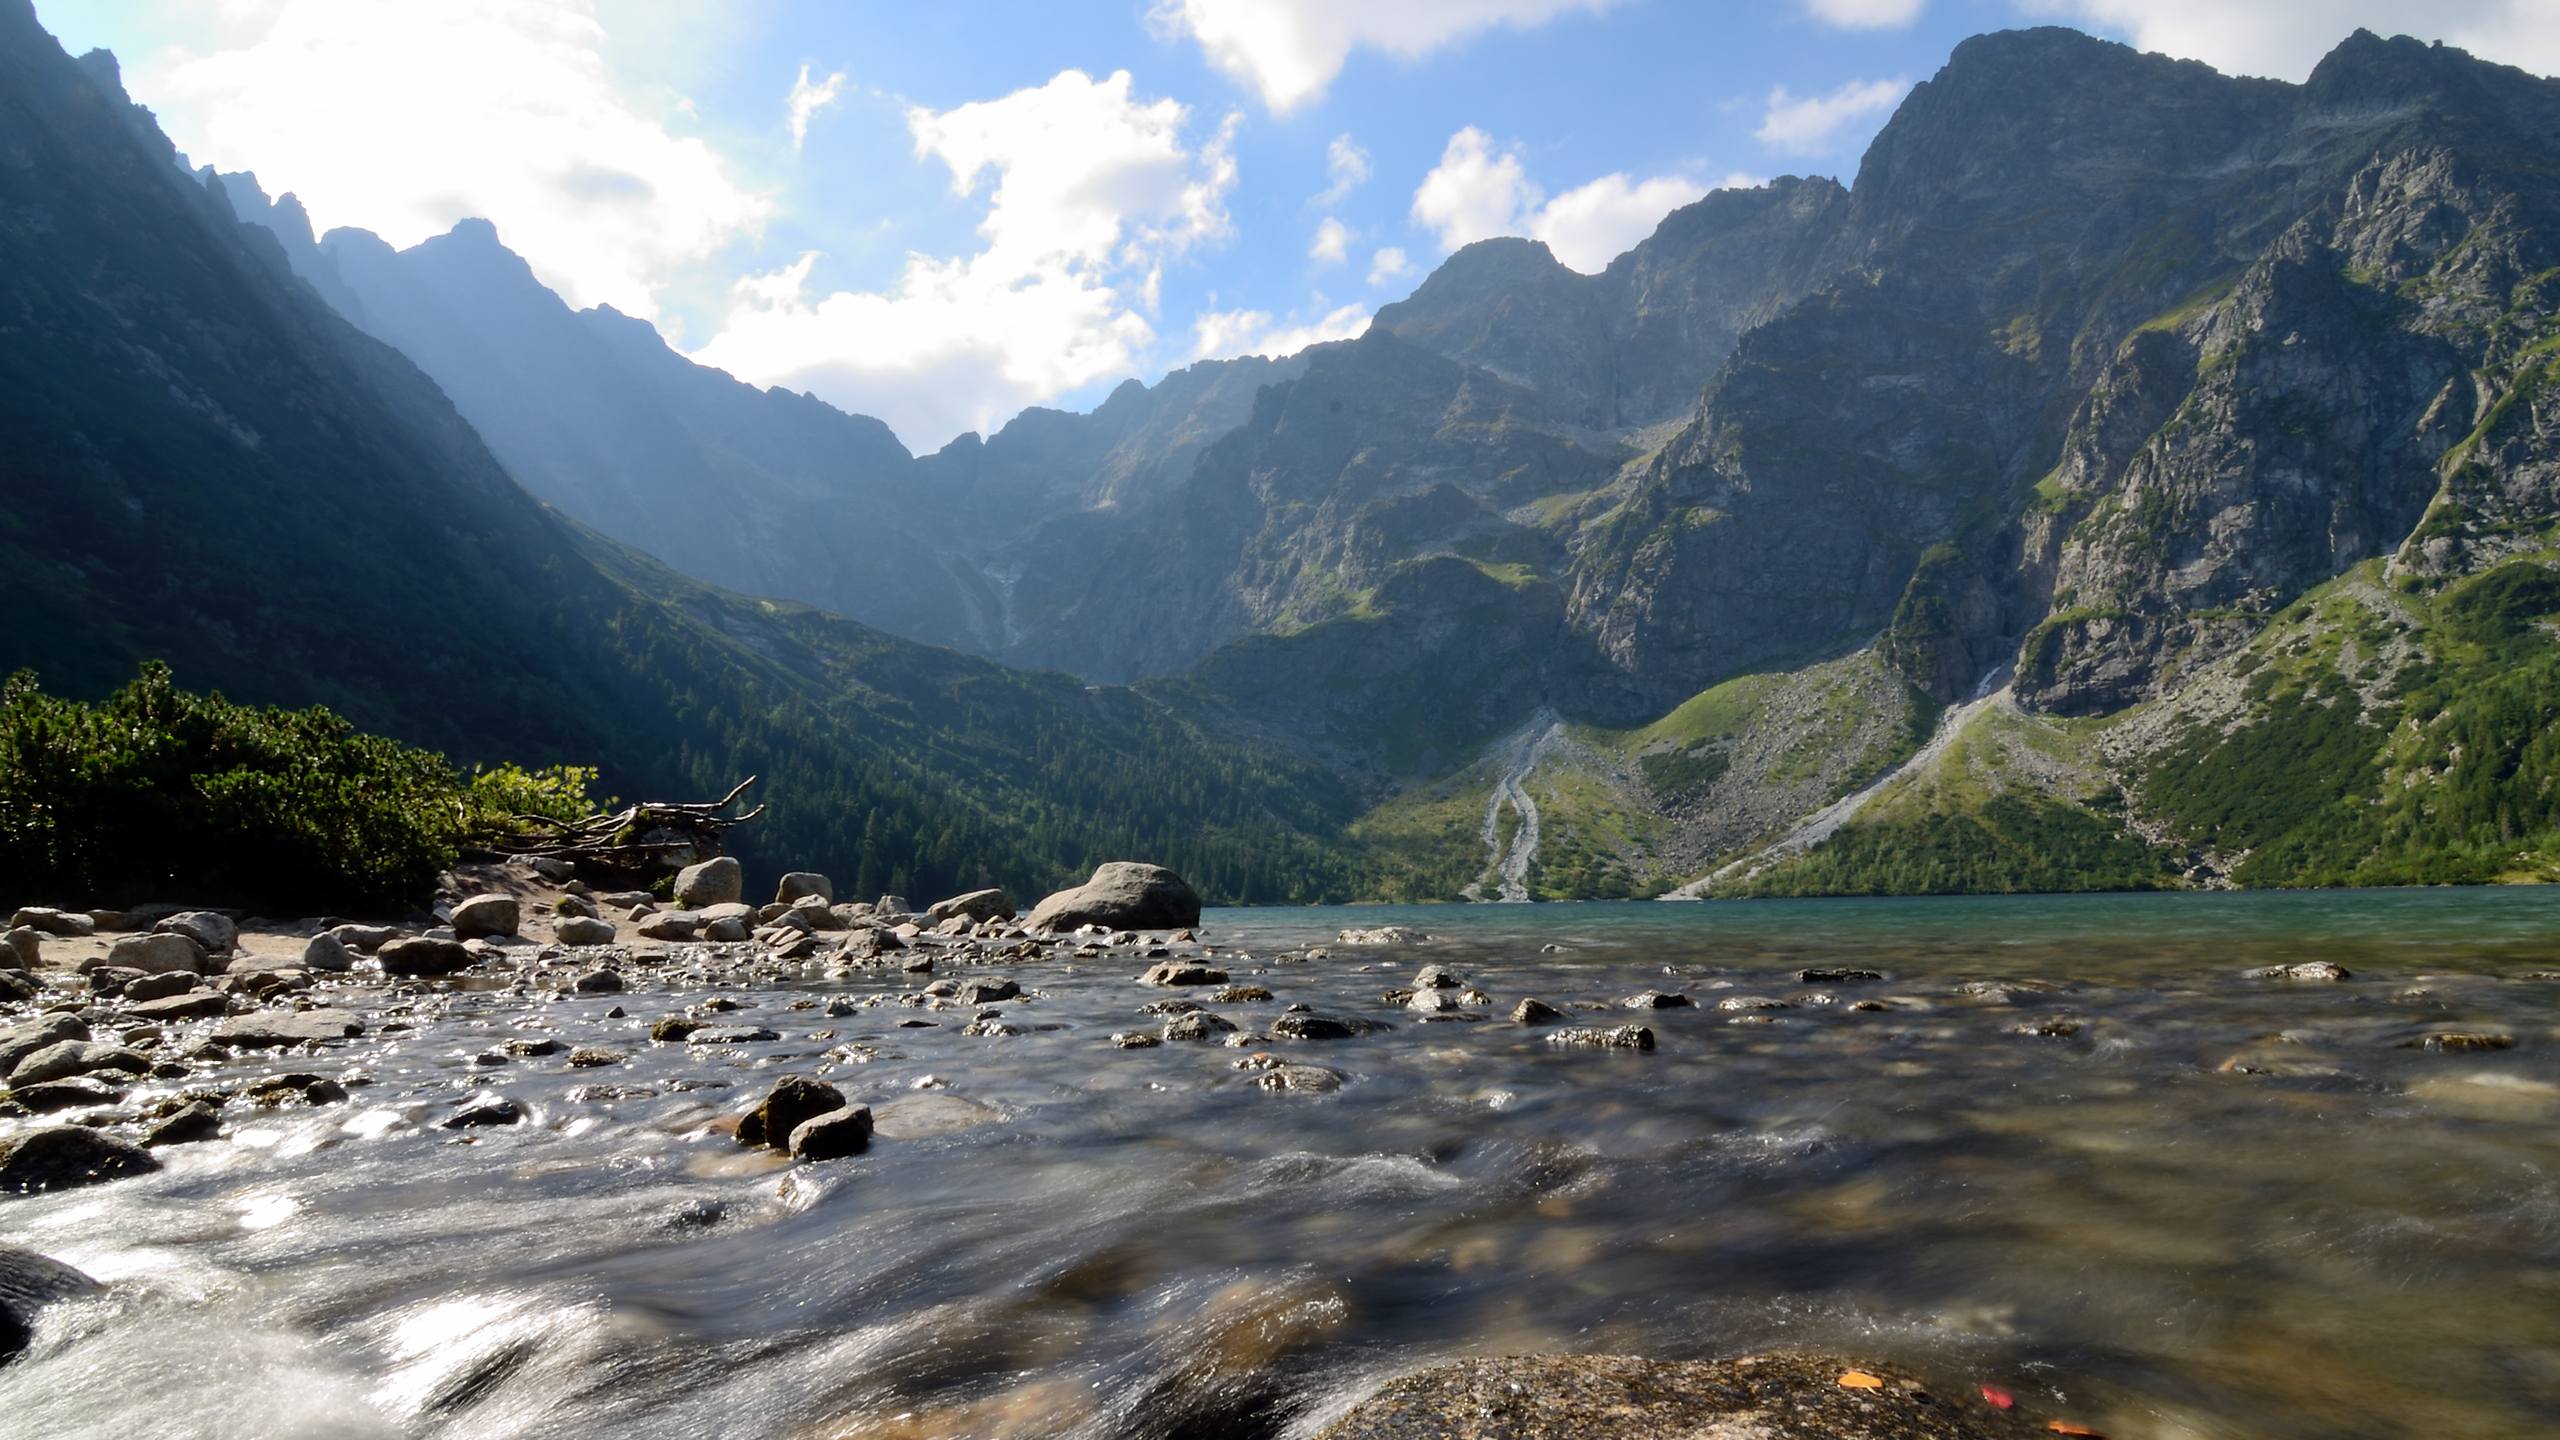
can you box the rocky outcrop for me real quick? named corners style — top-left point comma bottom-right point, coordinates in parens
top-left (1027, 863), bottom-right (1201, 931)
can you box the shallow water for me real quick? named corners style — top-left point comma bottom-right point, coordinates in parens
top-left (8, 889), bottom-right (2560, 1439)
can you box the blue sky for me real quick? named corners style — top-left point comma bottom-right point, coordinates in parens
top-left (34, 0), bottom-right (2560, 452)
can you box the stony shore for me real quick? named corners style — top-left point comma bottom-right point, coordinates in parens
top-left (0, 855), bottom-right (2219, 1437)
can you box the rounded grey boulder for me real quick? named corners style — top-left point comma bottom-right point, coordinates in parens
top-left (775, 871), bottom-right (833, 905)
top-left (674, 856), bottom-right (743, 908)
top-left (101, 932), bottom-right (205, 975)
top-left (1026, 863), bottom-right (1201, 932)
top-left (788, 1104), bottom-right (873, 1160)
top-left (555, 916), bottom-right (617, 947)
top-left (448, 893), bottom-right (520, 939)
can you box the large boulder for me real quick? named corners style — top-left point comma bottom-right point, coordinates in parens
top-left (736, 1074), bottom-right (847, 1149)
top-left (379, 937), bottom-right (473, 976)
top-left (448, 894), bottom-right (521, 940)
top-left (788, 1104), bottom-right (873, 1160)
top-left (1, 927), bottom-right (38, 970)
top-left (926, 888), bottom-right (1015, 925)
top-left (153, 911), bottom-right (237, 954)
top-left (0, 1245), bottom-right (99, 1362)
top-left (673, 857), bottom-right (743, 909)
top-left (1025, 864), bottom-right (1201, 932)
top-left (1317, 1353), bottom-right (2003, 1439)
top-left (8, 1040), bottom-right (149, 1087)
top-left (99, 932), bottom-right (205, 975)
top-left (8, 909), bottom-right (91, 938)
top-left (0, 1127), bottom-right (159, 1194)
top-left (774, 871), bottom-right (833, 905)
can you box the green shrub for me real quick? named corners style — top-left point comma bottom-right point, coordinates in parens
top-left (0, 663), bottom-right (600, 914)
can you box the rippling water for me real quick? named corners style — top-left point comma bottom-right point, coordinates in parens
top-left (8, 889), bottom-right (2560, 1439)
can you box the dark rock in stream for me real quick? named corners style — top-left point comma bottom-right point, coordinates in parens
top-left (1799, 968), bottom-right (1887, 984)
top-left (5, 1077), bottom-right (127, 1112)
top-left (1268, 1012), bottom-right (1380, 1041)
top-left (1162, 1010), bottom-right (1238, 1042)
top-left (1140, 960), bottom-right (1228, 987)
top-left (143, 1101), bottom-right (222, 1146)
top-left (1546, 1025), bottom-right (1656, 1052)
top-left (124, 991), bottom-right (232, 1022)
top-left (441, 1095), bottom-right (524, 1129)
top-left (209, 1010), bottom-right (364, 1049)
top-left (738, 1075), bottom-right (846, 1149)
top-left (1315, 1352), bottom-right (2001, 1439)
top-left (0, 1126), bottom-right (159, 1193)
top-left (9, 1040), bottom-right (149, 1087)
top-left (1511, 998), bottom-right (1564, 1025)
top-left (0, 1016), bottom-right (88, 1074)
top-left (788, 1104), bottom-right (874, 1160)
top-left (1624, 990), bottom-right (1695, 1010)
top-left (0, 1245), bottom-right (99, 1363)
top-left (2250, 961), bottom-right (2351, 983)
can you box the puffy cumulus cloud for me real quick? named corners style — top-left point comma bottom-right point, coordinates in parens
top-left (2023, 0), bottom-right (2560, 81)
top-left (786, 64), bottom-right (847, 150)
top-left (1800, 0), bottom-right (1926, 26)
top-left (1311, 216), bottom-right (1354, 264)
top-left (1189, 301), bottom-right (1371, 361)
top-left (131, 0), bottom-right (766, 321)
top-left (1316, 132), bottom-right (1372, 204)
top-left (1753, 76), bottom-right (1908, 154)
top-left (1409, 127), bottom-right (1714, 272)
top-left (690, 70), bottom-right (1242, 451)
top-left (1153, 0), bottom-right (1616, 112)
top-left (1367, 246), bottom-right (1414, 286)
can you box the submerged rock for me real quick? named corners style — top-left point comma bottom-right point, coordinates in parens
top-left (1799, 967), bottom-right (1886, 983)
top-left (1162, 1010), bottom-right (1238, 1042)
top-left (1511, 998), bottom-right (1563, 1025)
top-left (142, 1101), bottom-right (222, 1147)
top-left (2252, 961), bottom-right (2351, 982)
top-left (1547, 1025), bottom-right (1656, 1052)
top-left (1315, 1352), bottom-right (1999, 1439)
top-left (1624, 990), bottom-right (1695, 1010)
top-left (1269, 1013), bottom-right (1380, 1041)
top-left (1140, 961), bottom-right (1228, 987)
top-left (0, 1245), bottom-right (99, 1363)
top-left (442, 1094), bottom-right (524, 1129)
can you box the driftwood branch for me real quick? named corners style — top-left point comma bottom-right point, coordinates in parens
top-left (479, 777), bottom-right (763, 879)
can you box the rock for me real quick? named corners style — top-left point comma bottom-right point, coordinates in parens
top-left (141, 1101), bottom-right (223, 1148)
top-left (505, 1038), bottom-right (563, 1057)
top-left (2, 928), bottom-right (38, 970)
top-left (153, 911), bottom-right (237, 954)
top-left (327, 924), bottom-right (403, 952)
top-left (102, 932), bottom-right (205, 975)
top-left (1511, 998), bottom-right (1563, 1024)
top-left (379, 937), bottom-right (473, 976)
top-left (1799, 967), bottom-right (1886, 983)
top-left (448, 894), bottom-right (520, 939)
top-left (1547, 1025), bottom-right (1655, 1051)
top-left (206, 1010), bottom-right (363, 1049)
top-left (738, 1075), bottom-right (847, 1149)
top-left (1624, 990), bottom-right (1695, 1009)
top-left (926, 888), bottom-right (1014, 924)
top-left (649, 1016), bottom-right (704, 1042)
top-left (0, 1127), bottom-right (158, 1193)
top-left (1026, 863), bottom-right (1202, 932)
top-left (775, 871), bottom-right (834, 905)
top-left (441, 1095), bottom-right (524, 1129)
top-left (955, 978), bottom-right (1020, 1005)
top-left (1341, 926), bottom-right (1431, 945)
top-left (570, 969), bottom-right (624, 994)
top-left (0, 973), bottom-right (30, 1003)
top-left (686, 1026), bottom-right (779, 1045)
top-left (242, 1073), bottom-right (346, 1107)
top-left (703, 916), bottom-right (751, 944)
top-left (9, 1040), bottom-right (148, 1087)
top-left (553, 892), bottom-right (599, 921)
top-left (673, 856), bottom-right (743, 909)
top-left (567, 1047), bottom-right (625, 1067)
top-left (2252, 960), bottom-right (2351, 982)
top-left (1209, 985), bottom-right (1272, 1003)
top-left (9, 908), bottom-right (92, 938)
top-left (0, 1245), bottom-right (99, 1361)
top-left (636, 910), bottom-right (700, 941)
top-left (554, 916), bottom-right (617, 947)
top-left (1112, 1031), bottom-right (1163, 1049)
top-left (1162, 1011), bottom-right (1238, 1042)
top-left (289, 933), bottom-right (351, 972)
top-left (1140, 961), bottom-right (1228, 987)
top-left (0, 1016), bottom-right (88, 1074)
top-left (1315, 1352), bottom-right (1999, 1440)
top-left (1412, 965), bottom-right (1463, 988)
top-left (124, 991), bottom-right (231, 1022)
top-left (1268, 1013), bottom-right (1378, 1041)
top-left (1254, 1064), bottom-right (1344, 1094)
top-left (961, 1018), bottom-right (1026, 1037)
top-left (1409, 989), bottom-right (1468, 1016)
top-left (1715, 995), bottom-right (1788, 1012)
top-left (788, 1104), bottom-right (874, 1160)
top-left (6, 1078), bottom-right (125, 1112)
top-left (2403, 1031), bottom-right (2515, 1052)
top-left (120, 971), bottom-right (199, 1002)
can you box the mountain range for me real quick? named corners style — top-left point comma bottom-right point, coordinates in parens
top-left (8, 0), bottom-right (2558, 900)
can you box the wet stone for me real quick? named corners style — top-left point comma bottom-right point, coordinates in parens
top-left (1547, 1025), bottom-right (1656, 1052)
top-left (0, 1126), bottom-right (158, 1193)
top-left (1162, 1011), bottom-right (1238, 1042)
top-left (1111, 1031), bottom-right (1162, 1049)
top-left (567, 1047), bottom-right (626, 1067)
top-left (2404, 1031), bottom-right (2515, 1052)
top-left (1315, 1352), bottom-right (1999, 1440)
top-left (1268, 1013), bottom-right (1379, 1041)
top-left (2252, 961), bottom-right (2352, 983)
top-left (1511, 998), bottom-right (1563, 1025)
top-left (1624, 991), bottom-right (1695, 1010)
top-left (687, 1026), bottom-right (780, 1045)
top-left (788, 1104), bottom-right (874, 1161)
top-left (739, 1075), bottom-right (846, 1149)
top-left (441, 1095), bottom-right (524, 1129)
top-left (142, 1101), bottom-right (222, 1147)
top-left (1799, 967), bottom-right (1886, 983)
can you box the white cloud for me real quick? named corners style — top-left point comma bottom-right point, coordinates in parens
top-left (1800, 0), bottom-right (1925, 26)
top-left (1754, 76), bottom-right (1908, 155)
top-left (1153, 0), bottom-right (1616, 112)
top-left (1316, 133), bottom-right (1372, 204)
top-left (2023, 0), bottom-right (2560, 82)
top-left (1310, 216), bottom-right (1353, 264)
top-left (128, 0), bottom-right (768, 321)
top-left (690, 69), bottom-right (1241, 450)
top-left (1409, 127), bottom-right (1708, 272)
top-left (1190, 301), bottom-right (1372, 361)
top-left (1532, 172), bottom-right (1710, 271)
top-left (1368, 246), bottom-right (1414, 286)
top-left (786, 63), bottom-right (847, 150)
